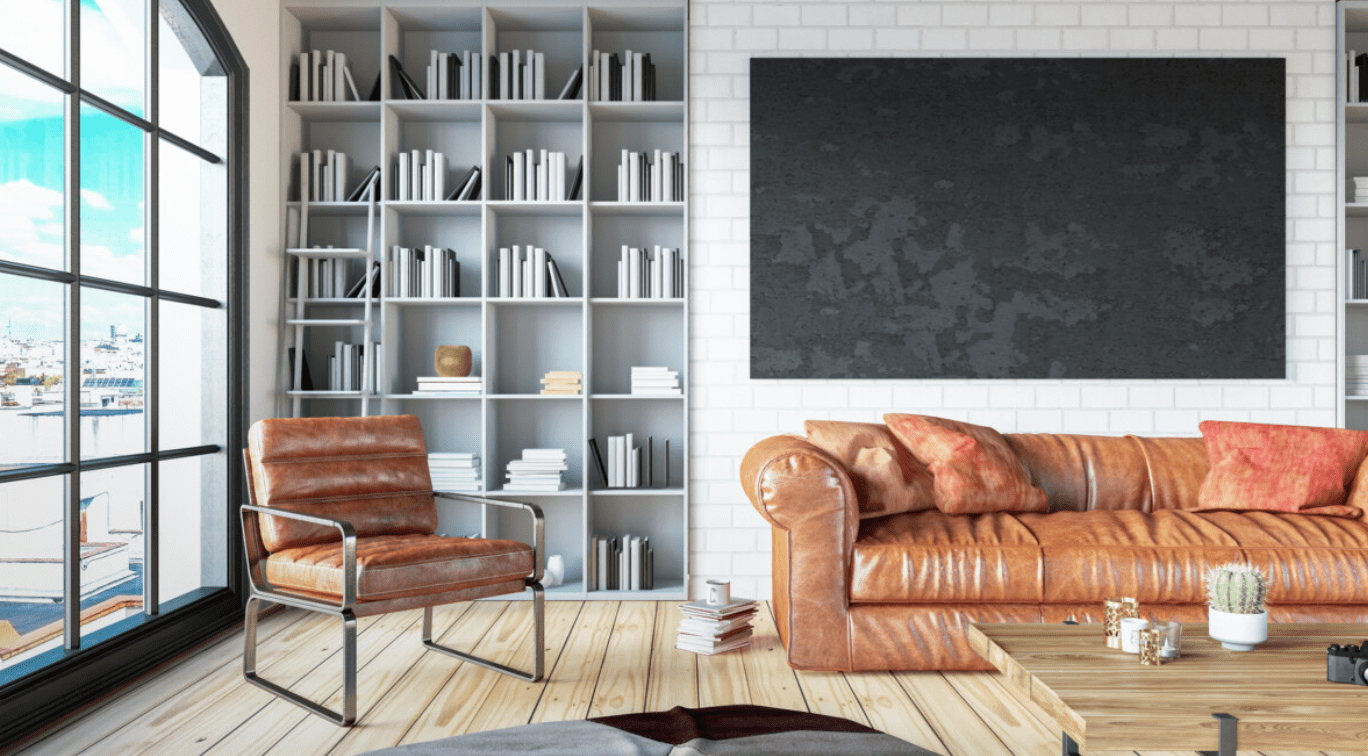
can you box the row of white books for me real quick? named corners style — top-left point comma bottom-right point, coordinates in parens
top-left (293, 255), bottom-right (378, 300)
top-left (327, 340), bottom-right (381, 393)
top-left (415, 375), bottom-right (482, 395)
top-left (298, 150), bottom-right (379, 203)
top-left (676, 597), bottom-right (757, 656)
top-left (617, 150), bottom-right (683, 202)
top-left (502, 150), bottom-right (583, 201)
top-left (589, 534), bottom-right (653, 591)
top-left (588, 50), bottom-right (657, 102)
top-left (429, 452), bottom-right (482, 493)
top-left (491, 49), bottom-right (546, 100)
top-left (293, 49), bottom-right (362, 102)
top-left (1349, 249), bottom-right (1368, 300)
top-left (389, 245), bottom-right (461, 298)
top-left (541, 370), bottom-right (582, 396)
top-left (617, 245), bottom-right (683, 299)
top-left (631, 366), bottom-right (680, 396)
top-left (1348, 50), bottom-right (1367, 103)
top-left (495, 246), bottom-right (571, 298)
top-left (505, 448), bottom-right (568, 492)
top-left (1347, 355), bottom-right (1368, 396)
top-left (590, 433), bottom-right (669, 489)
top-left (395, 151), bottom-right (479, 202)
top-left (426, 50), bottom-right (483, 101)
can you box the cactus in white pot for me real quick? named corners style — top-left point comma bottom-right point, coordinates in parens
top-left (1206, 563), bottom-right (1269, 651)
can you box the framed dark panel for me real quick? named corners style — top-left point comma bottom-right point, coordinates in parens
top-left (750, 58), bottom-right (1285, 379)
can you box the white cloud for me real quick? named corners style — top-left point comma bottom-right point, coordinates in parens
top-left (129, 228), bottom-right (144, 244)
top-left (80, 189), bottom-right (114, 211)
top-left (0, 180), bottom-right (64, 269)
top-left (80, 244), bottom-right (142, 284)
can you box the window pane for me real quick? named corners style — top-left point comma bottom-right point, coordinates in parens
top-left (158, 9), bottom-right (226, 156)
top-left (80, 0), bottom-right (145, 118)
top-left (78, 464), bottom-right (144, 642)
top-left (0, 63), bottom-right (65, 272)
top-left (158, 141), bottom-right (225, 300)
top-left (0, 475), bottom-right (66, 672)
top-left (0, 0), bottom-right (65, 79)
top-left (158, 453), bottom-right (226, 605)
top-left (80, 104), bottom-right (144, 285)
top-left (0, 273), bottom-right (67, 469)
top-left (158, 300), bottom-right (224, 450)
top-left (80, 286), bottom-right (145, 459)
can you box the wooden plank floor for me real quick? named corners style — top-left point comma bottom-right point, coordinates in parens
top-left (8, 602), bottom-right (1350, 756)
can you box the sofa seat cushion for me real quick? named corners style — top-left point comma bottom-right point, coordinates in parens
top-left (266, 533), bottom-right (533, 603)
top-left (1015, 510), bottom-right (1243, 604)
top-left (1196, 512), bottom-right (1368, 604)
top-left (851, 510), bottom-right (1042, 603)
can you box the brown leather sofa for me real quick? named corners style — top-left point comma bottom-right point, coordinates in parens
top-left (741, 426), bottom-right (1368, 671)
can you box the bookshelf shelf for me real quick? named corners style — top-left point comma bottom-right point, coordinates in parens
top-left (281, 0), bottom-right (688, 602)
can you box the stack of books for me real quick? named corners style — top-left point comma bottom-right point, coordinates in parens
top-left (540, 370), bottom-right (582, 395)
top-left (504, 448), bottom-right (567, 492)
top-left (414, 376), bottom-right (482, 396)
top-left (428, 452), bottom-right (482, 493)
top-left (589, 534), bottom-right (653, 591)
top-left (1349, 355), bottom-right (1368, 397)
top-left (631, 367), bottom-right (681, 396)
top-left (675, 597), bottom-right (758, 655)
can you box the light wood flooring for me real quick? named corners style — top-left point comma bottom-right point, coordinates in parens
top-left (6, 601), bottom-right (1347, 756)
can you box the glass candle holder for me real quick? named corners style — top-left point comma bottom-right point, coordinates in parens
top-left (1103, 596), bottom-right (1139, 649)
top-left (1138, 628), bottom-right (1163, 666)
top-left (1154, 620), bottom-right (1182, 659)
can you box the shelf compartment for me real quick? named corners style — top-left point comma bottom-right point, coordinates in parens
top-left (286, 6), bottom-right (383, 107)
top-left (588, 493), bottom-right (684, 594)
top-left (389, 208), bottom-right (483, 296)
top-left (489, 302), bottom-right (584, 393)
top-left (487, 398), bottom-right (585, 493)
top-left (488, 495), bottom-right (585, 591)
top-left (587, 5), bottom-right (685, 103)
top-left (390, 5), bottom-right (483, 102)
top-left (589, 304), bottom-right (683, 393)
top-left (392, 119), bottom-right (483, 201)
top-left (588, 207), bottom-right (682, 297)
top-left (296, 121), bottom-right (382, 201)
top-left (488, 7), bottom-right (583, 105)
top-left (588, 397), bottom-right (684, 490)
top-left (589, 118), bottom-right (683, 202)
top-left (489, 110), bottom-right (584, 201)
top-left (490, 209), bottom-right (585, 298)
top-left (383, 304), bottom-right (483, 396)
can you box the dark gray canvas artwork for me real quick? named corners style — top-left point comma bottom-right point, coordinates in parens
top-left (750, 58), bottom-right (1286, 379)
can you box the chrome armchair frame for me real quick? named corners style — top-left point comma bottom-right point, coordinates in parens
top-left (240, 492), bottom-right (545, 727)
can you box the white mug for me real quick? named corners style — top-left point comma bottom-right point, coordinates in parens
top-left (706, 579), bottom-right (730, 606)
top-left (1120, 617), bottom-right (1150, 654)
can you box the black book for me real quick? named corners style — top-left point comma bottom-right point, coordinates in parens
top-left (1359, 54), bottom-right (1368, 101)
top-left (546, 254), bottom-right (569, 297)
top-left (445, 165), bottom-right (481, 201)
top-left (557, 64), bottom-right (583, 100)
top-left (289, 62), bottom-right (301, 101)
top-left (566, 155), bottom-right (584, 200)
top-left (367, 70), bottom-right (382, 101)
top-left (389, 55), bottom-right (425, 100)
top-left (447, 53), bottom-right (462, 99)
top-left (588, 438), bottom-right (608, 486)
top-left (505, 155), bottom-right (515, 200)
top-left (646, 436), bottom-right (653, 487)
top-left (487, 54), bottom-right (501, 99)
top-left (287, 347), bottom-right (315, 391)
top-left (345, 166), bottom-right (380, 202)
top-left (664, 438), bottom-right (670, 487)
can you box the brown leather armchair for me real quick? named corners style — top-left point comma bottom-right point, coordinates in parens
top-left (241, 414), bottom-right (544, 725)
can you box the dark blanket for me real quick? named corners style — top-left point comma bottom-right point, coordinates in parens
top-left (362, 704), bottom-right (942, 755)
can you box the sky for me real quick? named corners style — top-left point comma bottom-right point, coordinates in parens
top-left (0, 0), bottom-right (211, 342)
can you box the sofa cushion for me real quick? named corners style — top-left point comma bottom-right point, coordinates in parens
top-left (805, 420), bottom-right (936, 519)
top-left (1005, 433), bottom-right (1152, 512)
top-left (884, 414), bottom-right (1048, 515)
top-left (1196, 511), bottom-right (1368, 604)
top-left (1127, 436), bottom-right (1210, 511)
top-left (851, 510), bottom-right (1042, 603)
top-left (1195, 421), bottom-right (1368, 518)
top-left (1014, 510), bottom-right (1243, 604)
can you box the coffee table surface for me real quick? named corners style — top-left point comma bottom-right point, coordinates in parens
top-left (967, 622), bottom-right (1368, 753)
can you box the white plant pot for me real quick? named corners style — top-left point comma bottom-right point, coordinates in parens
top-left (543, 555), bottom-right (565, 588)
top-left (1208, 608), bottom-right (1268, 651)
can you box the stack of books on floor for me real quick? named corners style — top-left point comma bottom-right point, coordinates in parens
top-left (589, 534), bottom-right (653, 590)
top-left (414, 376), bottom-right (482, 395)
top-left (540, 370), bottom-right (582, 395)
top-left (429, 452), bottom-right (482, 493)
top-left (1349, 355), bottom-right (1368, 397)
top-left (504, 448), bottom-right (567, 492)
top-left (675, 597), bottom-right (757, 655)
top-left (631, 366), bottom-right (681, 396)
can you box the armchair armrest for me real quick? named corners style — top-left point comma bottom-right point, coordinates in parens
top-left (433, 491), bottom-right (545, 584)
top-left (241, 504), bottom-right (358, 610)
top-left (739, 434), bottom-right (858, 670)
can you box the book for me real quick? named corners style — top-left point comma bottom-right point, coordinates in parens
top-left (557, 64), bottom-right (583, 100)
top-left (367, 70), bottom-right (382, 101)
top-left (546, 255), bottom-right (569, 297)
top-left (287, 347), bottom-right (315, 391)
top-left (345, 166), bottom-right (380, 202)
top-left (588, 438), bottom-right (607, 486)
top-left (446, 165), bottom-right (481, 201)
top-left (567, 155), bottom-right (583, 201)
top-left (389, 55), bottom-right (425, 100)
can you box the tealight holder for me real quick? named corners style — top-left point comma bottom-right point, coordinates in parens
top-left (1138, 628), bottom-right (1163, 666)
top-left (1104, 596), bottom-right (1139, 650)
top-left (1153, 620), bottom-right (1182, 659)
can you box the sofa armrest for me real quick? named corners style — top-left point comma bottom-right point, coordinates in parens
top-left (740, 434), bottom-right (858, 670)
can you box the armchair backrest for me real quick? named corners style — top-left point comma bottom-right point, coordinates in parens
top-left (245, 414), bottom-right (438, 552)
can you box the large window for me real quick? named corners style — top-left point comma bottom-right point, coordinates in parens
top-left (0, 0), bottom-right (242, 697)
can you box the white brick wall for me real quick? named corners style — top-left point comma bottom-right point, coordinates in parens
top-left (687, 0), bottom-right (1338, 601)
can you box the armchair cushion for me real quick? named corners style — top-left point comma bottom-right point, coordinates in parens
top-left (884, 414), bottom-right (1048, 515)
top-left (265, 533), bottom-right (533, 603)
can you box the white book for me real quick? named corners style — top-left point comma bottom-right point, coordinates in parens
top-left (623, 49), bottom-right (633, 103)
top-left (335, 52), bottom-right (347, 102)
top-left (499, 52), bottom-right (511, 100)
top-left (537, 149), bottom-right (548, 201)
top-left (298, 151), bottom-right (310, 204)
top-left (397, 152), bottom-right (410, 201)
top-left (511, 245), bottom-right (523, 297)
top-left (652, 149), bottom-right (663, 202)
top-left (410, 149), bottom-right (422, 200)
top-left (553, 152), bottom-right (566, 201)
top-left (388, 246), bottom-right (399, 297)
top-left (334, 151), bottom-right (348, 202)
top-left (628, 151), bottom-right (641, 202)
top-left (512, 151), bottom-right (525, 200)
top-left (298, 52), bottom-right (309, 101)
top-left (663, 154), bottom-right (673, 202)
top-left (628, 247), bottom-right (641, 298)
top-left (619, 149), bottom-right (629, 200)
top-left (432, 49), bottom-right (443, 101)
top-left (499, 247), bottom-right (511, 297)
top-left (311, 50), bottom-right (322, 105)
top-left (523, 49), bottom-right (533, 100)
top-left (533, 246), bottom-right (548, 297)
top-left (511, 49), bottom-right (522, 99)
top-left (525, 149), bottom-right (536, 201)
top-left (323, 154), bottom-right (333, 202)
top-left (472, 52), bottom-right (481, 99)
top-left (652, 245), bottom-right (663, 298)
top-left (460, 50), bottom-right (471, 100)
top-left (633, 52), bottom-right (644, 103)
top-left (534, 51), bottom-right (545, 99)
top-left (522, 248), bottom-right (534, 295)
top-left (333, 340), bottom-right (344, 391)
top-left (664, 247), bottom-right (675, 298)
top-left (423, 149), bottom-right (434, 200)
top-left (619, 245), bottom-right (629, 297)
top-left (324, 49), bottom-right (335, 102)
top-left (629, 536), bottom-right (640, 591)
top-left (312, 149), bottom-right (323, 202)
top-left (434, 152), bottom-right (447, 201)
top-left (343, 62), bottom-right (360, 102)
top-left (589, 51), bottom-right (599, 102)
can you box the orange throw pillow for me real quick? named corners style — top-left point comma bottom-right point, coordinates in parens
top-left (883, 414), bottom-right (1048, 515)
top-left (805, 420), bottom-right (936, 518)
top-left (1195, 421), bottom-right (1368, 518)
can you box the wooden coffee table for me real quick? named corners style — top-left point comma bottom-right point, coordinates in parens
top-left (968, 622), bottom-right (1368, 755)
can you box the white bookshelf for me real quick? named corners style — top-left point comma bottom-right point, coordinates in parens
top-left (278, 0), bottom-right (689, 600)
